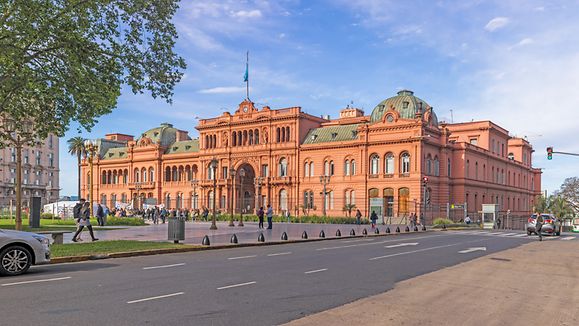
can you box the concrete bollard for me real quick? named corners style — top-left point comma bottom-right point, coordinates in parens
top-left (202, 235), bottom-right (210, 246)
top-left (386, 227), bottom-right (391, 233)
top-left (281, 232), bottom-right (288, 241)
top-left (374, 228), bottom-right (380, 234)
top-left (258, 232), bottom-right (265, 242)
top-left (362, 228), bottom-right (368, 236)
top-left (230, 234), bottom-right (238, 244)
top-left (350, 229), bottom-right (356, 236)
top-left (414, 226), bottom-right (419, 232)
top-left (302, 231), bottom-right (308, 239)
top-left (396, 226), bottom-right (400, 233)
top-left (319, 230), bottom-right (325, 238)
top-left (405, 226), bottom-right (410, 232)
top-left (336, 229), bottom-right (342, 237)
top-left (422, 225), bottom-right (427, 231)
top-left (442, 224), bottom-right (447, 230)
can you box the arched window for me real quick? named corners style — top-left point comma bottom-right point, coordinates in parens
top-left (207, 163), bottom-right (216, 180)
top-left (401, 153), bottom-right (410, 174)
top-left (329, 160), bottom-right (334, 176)
top-left (286, 126), bottom-right (290, 141)
top-left (123, 169), bottom-right (128, 184)
top-left (107, 170), bottom-right (112, 184)
top-left (385, 153), bottom-right (394, 175)
top-left (370, 154), bottom-right (380, 175)
top-left (279, 189), bottom-right (288, 211)
top-left (237, 131), bottom-right (242, 147)
top-left (309, 162), bottom-right (314, 177)
top-left (134, 169), bottom-right (140, 183)
top-left (172, 166), bottom-right (178, 181)
top-left (176, 193), bottom-right (182, 209)
top-left (205, 135), bottom-right (209, 149)
top-left (276, 128), bottom-right (280, 143)
top-left (398, 188), bottom-right (410, 214)
top-left (141, 168), bottom-right (147, 182)
top-left (254, 129), bottom-right (259, 145)
top-left (281, 127), bottom-right (286, 142)
top-left (304, 161), bottom-right (310, 177)
top-left (324, 160), bottom-right (330, 176)
top-left (232, 131), bottom-right (237, 146)
top-left (303, 190), bottom-right (314, 209)
top-left (325, 190), bottom-right (334, 210)
top-left (248, 130), bottom-right (254, 145)
top-left (279, 158), bottom-right (288, 177)
top-left (351, 160), bottom-right (356, 175)
top-left (242, 130), bottom-right (247, 146)
top-left (344, 160), bottom-right (350, 176)
top-left (426, 155), bottom-right (432, 175)
top-left (433, 156), bottom-right (440, 176)
top-left (165, 167), bottom-right (171, 182)
top-left (164, 193), bottom-right (171, 209)
top-left (149, 168), bottom-right (155, 183)
top-left (102, 171), bottom-right (107, 184)
top-left (101, 194), bottom-right (107, 206)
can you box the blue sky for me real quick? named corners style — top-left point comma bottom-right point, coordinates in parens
top-left (60, 0), bottom-right (579, 196)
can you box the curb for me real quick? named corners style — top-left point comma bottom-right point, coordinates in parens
top-left (50, 229), bottom-right (434, 264)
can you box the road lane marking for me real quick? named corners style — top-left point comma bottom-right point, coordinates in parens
top-left (369, 239), bottom-right (487, 261)
top-left (228, 255), bottom-right (257, 260)
top-left (1, 276), bottom-right (71, 287)
top-left (217, 281), bottom-right (256, 290)
top-left (385, 242), bottom-right (419, 248)
top-left (305, 268), bottom-right (328, 274)
top-left (341, 238), bottom-right (376, 243)
top-left (513, 234), bottom-right (527, 237)
top-left (317, 235), bottom-right (444, 251)
top-left (267, 252), bottom-right (292, 257)
top-left (143, 263), bottom-right (186, 270)
top-left (127, 292), bottom-right (184, 304)
top-left (458, 247), bottom-right (487, 254)
top-left (499, 233), bottom-right (518, 237)
top-left (561, 236), bottom-right (575, 241)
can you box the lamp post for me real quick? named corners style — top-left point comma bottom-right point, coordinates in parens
top-left (84, 139), bottom-right (98, 218)
top-left (319, 175), bottom-right (330, 216)
top-left (255, 176), bottom-right (263, 212)
top-left (229, 168), bottom-right (236, 227)
top-left (238, 168), bottom-right (246, 227)
top-left (210, 158), bottom-right (218, 230)
top-left (190, 178), bottom-right (198, 210)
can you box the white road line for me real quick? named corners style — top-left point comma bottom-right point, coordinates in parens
top-left (228, 255), bottom-right (257, 260)
top-left (512, 234), bottom-right (527, 237)
top-left (317, 234), bottom-right (443, 251)
top-left (1, 276), bottom-right (71, 287)
top-left (385, 242), bottom-right (419, 248)
top-left (143, 263), bottom-right (186, 270)
top-left (561, 236), bottom-right (575, 241)
top-left (499, 233), bottom-right (518, 237)
top-left (489, 232), bottom-right (504, 235)
top-left (217, 281), bottom-right (256, 290)
top-left (305, 268), bottom-right (328, 274)
top-left (127, 292), bottom-right (184, 304)
top-left (341, 238), bottom-right (376, 243)
top-left (369, 239), bottom-right (486, 261)
top-left (267, 252), bottom-right (292, 257)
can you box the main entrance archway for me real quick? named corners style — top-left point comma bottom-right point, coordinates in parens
top-left (235, 163), bottom-right (256, 214)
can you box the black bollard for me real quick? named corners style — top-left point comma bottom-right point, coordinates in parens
top-left (374, 228), bottom-right (380, 234)
top-left (319, 230), bottom-right (325, 238)
top-left (414, 226), bottom-right (419, 232)
top-left (350, 229), bottom-right (356, 236)
top-left (230, 234), bottom-right (238, 244)
top-left (258, 232), bottom-right (265, 242)
top-left (281, 232), bottom-right (288, 241)
top-left (396, 226), bottom-right (400, 233)
top-left (422, 225), bottom-right (427, 231)
top-left (362, 228), bottom-right (368, 236)
top-left (202, 235), bottom-right (210, 246)
top-left (405, 226), bottom-right (410, 232)
top-left (386, 227), bottom-right (391, 233)
top-left (443, 224), bottom-right (447, 230)
top-left (302, 231), bottom-right (308, 239)
top-left (336, 229), bottom-right (342, 237)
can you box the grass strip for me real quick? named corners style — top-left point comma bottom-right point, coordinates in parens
top-left (51, 240), bottom-right (197, 258)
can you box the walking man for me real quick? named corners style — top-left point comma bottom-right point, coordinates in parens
top-left (536, 214), bottom-right (543, 241)
top-left (257, 207), bottom-right (264, 229)
top-left (266, 204), bottom-right (273, 229)
top-left (370, 211), bottom-right (378, 228)
top-left (355, 209), bottom-right (362, 225)
top-left (72, 201), bottom-right (99, 242)
top-left (96, 203), bottom-right (105, 226)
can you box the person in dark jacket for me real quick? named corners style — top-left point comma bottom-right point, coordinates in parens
top-left (257, 207), bottom-right (264, 229)
top-left (370, 211), bottom-right (378, 228)
top-left (96, 204), bottom-right (105, 226)
top-left (536, 214), bottom-right (544, 241)
top-left (72, 202), bottom-right (99, 242)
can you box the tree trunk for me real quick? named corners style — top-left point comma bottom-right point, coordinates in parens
top-left (15, 142), bottom-right (22, 231)
top-left (77, 152), bottom-right (81, 200)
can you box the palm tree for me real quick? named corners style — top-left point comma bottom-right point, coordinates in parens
top-left (533, 195), bottom-right (549, 214)
top-left (549, 196), bottom-right (572, 232)
top-left (67, 137), bottom-right (86, 200)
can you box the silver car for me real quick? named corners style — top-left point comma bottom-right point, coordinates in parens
top-left (526, 214), bottom-right (561, 236)
top-left (0, 229), bottom-right (51, 276)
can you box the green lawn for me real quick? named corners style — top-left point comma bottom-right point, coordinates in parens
top-left (0, 217), bottom-right (145, 231)
top-left (51, 240), bottom-right (197, 258)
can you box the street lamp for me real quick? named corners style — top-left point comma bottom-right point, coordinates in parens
top-left (238, 168), bottom-right (246, 227)
top-left (210, 158), bottom-right (218, 230)
top-left (190, 178), bottom-right (198, 210)
top-left (229, 168), bottom-right (236, 227)
top-left (84, 139), bottom-right (98, 218)
top-left (254, 176), bottom-right (263, 212)
top-left (319, 175), bottom-right (330, 216)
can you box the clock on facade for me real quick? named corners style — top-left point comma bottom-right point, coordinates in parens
top-left (243, 106), bottom-right (249, 113)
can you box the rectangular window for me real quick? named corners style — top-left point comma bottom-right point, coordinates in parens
top-left (222, 167), bottom-right (228, 179)
top-left (469, 138), bottom-right (478, 146)
top-left (261, 164), bottom-right (269, 177)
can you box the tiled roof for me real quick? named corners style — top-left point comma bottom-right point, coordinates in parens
top-left (102, 147), bottom-right (128, 160)
top-left (302, 124), bottom-right (360, 145)
top-left (165, 139), bottom-right (200, 154)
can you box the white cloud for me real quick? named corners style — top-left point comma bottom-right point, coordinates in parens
top-left (198, 86), bottom-right (246, 94)
top-left (231, 9), bottom-right (262, 19)
top-left (484, 17), bottom-right (509, 32)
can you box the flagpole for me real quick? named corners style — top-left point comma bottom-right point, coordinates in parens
top-left (246, 51), bottom-right (249, 100)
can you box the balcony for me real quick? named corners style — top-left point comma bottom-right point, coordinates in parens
top-left (128, 182), bottom-right (156, 190)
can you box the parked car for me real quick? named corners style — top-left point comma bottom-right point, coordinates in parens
top-left (526, 214), bottom-right (561, 236)
top-left (0, 229), bottom-right (51, 276)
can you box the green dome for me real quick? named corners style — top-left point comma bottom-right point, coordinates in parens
top-left (370, 90), bottom-right (438, 125)
top-left (139, 123), bottom-right (178, 147)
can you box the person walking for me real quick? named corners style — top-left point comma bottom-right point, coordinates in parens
top-left (355, 209), bottom-right (362, 225)
top-left (370, 211), bottom-right (378, 228)
top-left (285, 209), bottom-right (291, 223)
top-left (202, 207), bottom-right (209, 221)
top-left (266, 204), bottom-right (273, 229)
top-left (96, 203), bottom-right (105, 226)
top-left (536, 214), bottom-right (544, 241)
top-left (72, 201), bottom-right (99, 242)
top-left (257, 207), bottom-right (264, 229)
top-left (72, 199), bottom-right (85, 241)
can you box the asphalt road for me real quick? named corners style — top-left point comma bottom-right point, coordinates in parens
top-left (1, 230), bottom-right (575, 326)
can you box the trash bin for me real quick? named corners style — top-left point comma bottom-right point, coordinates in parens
top-left (168, 217), bottom-right (185, 243)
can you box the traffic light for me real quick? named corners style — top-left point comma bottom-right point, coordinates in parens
top-left (422, 176), bottom-right (429, 186)
top-left (547, 147), bottom-right (553, 160)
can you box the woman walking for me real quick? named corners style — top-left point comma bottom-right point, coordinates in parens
top-left (72, 202), bottom-right (99, 242)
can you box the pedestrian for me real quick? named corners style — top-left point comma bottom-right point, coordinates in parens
top-left (370, 211), bottom-right (378, 228)
top-left (536, 214), bottom-right (543, 241)
top-left (96, 203), bottom-right (105, 226)
top-left (266, 204), bottom-right (273, 229)
top-left (161, 207), bottom-right (167, 223)
top-left (285, 209), bottom-right (291, 223)
top-left (496, 217), bottom-right (502, 229)
top-left (202, 207), bottom-right (209, 221)
top-left (409, 213), bottom-right (416, 228)
top-left (257, 207), bottom-right (264, 229)
top-left (72, 198), bottom-right (85, 241)
top-left (72, 201), bottom-right (99, 242)
top-left (465, 215), bottom-right (472, 225)
top-left (153, 207), bottom-right (160, 224)
top-left (355, 209), bottom-right (362, 225)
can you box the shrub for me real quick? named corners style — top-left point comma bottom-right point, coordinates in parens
top-left (105, 217), bottom-right (146, 226)
top-left (433, 218), bottom-right (454, 225)
top-left (41, 213), bottom-right (57, 219)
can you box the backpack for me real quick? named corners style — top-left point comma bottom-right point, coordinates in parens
top-left (73, 203), bottom-right (82, 220)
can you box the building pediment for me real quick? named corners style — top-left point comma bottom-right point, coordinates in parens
top-left (234, 99), bottom-right (258, 115)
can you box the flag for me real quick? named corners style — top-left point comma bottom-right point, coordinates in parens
top-left (243, 59), bottom-right (248, 82)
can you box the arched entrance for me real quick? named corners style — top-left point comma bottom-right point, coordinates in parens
top-left (235, 163), bottom-right (256, 214)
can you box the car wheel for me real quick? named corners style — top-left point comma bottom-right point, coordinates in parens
top-left (0, 245), bottom-right (32, 276)
top-left (527, 231), bottom-right (532, 236)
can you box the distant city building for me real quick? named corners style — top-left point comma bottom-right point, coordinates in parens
top-left (0, 135), bottom-right (60, 208)
top-left (80, 90), bottom-right (541, 220)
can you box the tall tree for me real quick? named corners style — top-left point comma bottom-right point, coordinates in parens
top-left (533, 195), bottom-right (549, 214)
top-left (0, 0), bottom-right (186, 230)
top-left (67, 137), bottom-right (86, 200)
top-left (558, 177), bottom-right (579, 213)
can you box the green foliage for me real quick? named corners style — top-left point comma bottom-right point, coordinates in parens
top-left (67, 136), bottom-right (86, 199)
top-left (105, 217), bottom-right (146, 226)
top-left (433, 218), bottom-right (454, 225)
top-left (51, 240), bottom-right (195, 258)
top-left (0, 0), bottom-right (186, 141)
top-left (211, 214), bottom-right (368, 224)
top-left (342, 204), bottom-right (357, 217)
top-left (41, 213), bottom-right (56, 219)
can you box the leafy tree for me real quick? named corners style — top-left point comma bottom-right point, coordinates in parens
top-left (558, 177), bottom-right (579, 213)
top-left (533, 195), bottom-right (549, 214)
top-left (1, 0), bottom-right (186, 230)
top-left (67, 136), bottom-right (86, 200)
top-left (342, 204), bottom-right (356, 217)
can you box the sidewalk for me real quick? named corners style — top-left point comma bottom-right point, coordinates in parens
top-left (285, 240), bottom-right (579, 326)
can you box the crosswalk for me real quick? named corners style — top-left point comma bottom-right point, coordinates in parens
top-left (451, 230), bottom-right (576, 241)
